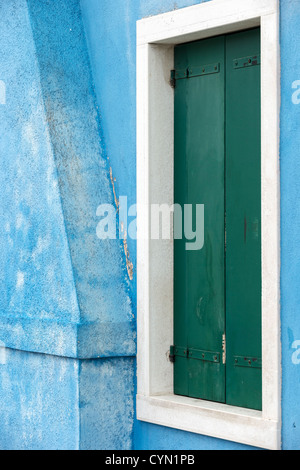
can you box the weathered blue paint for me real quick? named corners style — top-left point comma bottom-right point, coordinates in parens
top-left (0, 0), bottom-right (135, 358)
top-left (280, 0), bottom-right (300, 451)
top-left (80, 0), bottom-right (204, 305)
top-left (1, 0), bottom-right (300, 451)
top-left (0, 348), bottom-right (79, 450)
top-left (26, 0), bottom-right (136, 358)
top-left (0, 0), bottom-right (80, 355)
top-left (0, 0), bottom-right (135, 450)
top-left (79, 357), bottom-right (135, 450)
top-left (0, 349), bottom-right (135, 450)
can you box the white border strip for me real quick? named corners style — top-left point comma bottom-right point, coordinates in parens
top-left (137, 0), bottom-right (275, 45)
top-left (137, 395), bottom-right (280, 450)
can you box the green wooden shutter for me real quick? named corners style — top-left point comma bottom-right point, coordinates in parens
top-left (225, 29), bottom-right (262, 411)
top-left (173, 28), bottom-right (262, 411)
top-left (174, 36), bottom-right (226, 403)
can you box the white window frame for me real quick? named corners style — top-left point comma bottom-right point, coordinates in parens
top-left (136, 0), bottom-right (281, 450)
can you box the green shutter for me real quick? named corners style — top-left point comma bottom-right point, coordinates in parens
top-left (173, 28), bottom-right (262, 411)
top-left (174, 36), bottom-right (226, 403)
top-left (225, 29), bottom-right (262, 411)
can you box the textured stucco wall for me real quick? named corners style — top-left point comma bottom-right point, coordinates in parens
top-left (79, 357), bottom-right (135, 450)
top-left (280, 0), bottom-right (300, 451)
top-left (0, 0), bottom-right (135, 450)
top-left (0, 0), bottom-right (136, 359)
top-left (0, 348), bottom-right (80, 450)
top-left (26, 0), bottom-right (135, 334)
top-left (0, 0), bottom-right (80, 356)
top-left (0, 349), bottom-right (135, 450)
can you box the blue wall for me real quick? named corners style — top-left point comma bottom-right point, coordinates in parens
top-left (0, 348), bottom-right (79, 450)
top-left (0, 348), bottom-right (135, 450)
top-left (1, 0), bottom-right (300, 450)
top-left (79, 357), bottom-right (135, 450)
top-left (80, 0), bottom-right (300, 450)
top-left (280, 0), bottom-right (300, 451)
top-left (0, 0), bottom-right (135, 359)
top-left (0, 0), bottom-right (81, 355)
top-left (0, 0), bottom-right (135, 450)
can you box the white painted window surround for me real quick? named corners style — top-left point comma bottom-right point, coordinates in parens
top-left (136, 0), bottom-right (281, 450)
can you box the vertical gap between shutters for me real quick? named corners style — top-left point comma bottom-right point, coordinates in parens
top-left (185, 80), bottom-right (189, 399)
top-left (224, 35), bottom-right (227, 405)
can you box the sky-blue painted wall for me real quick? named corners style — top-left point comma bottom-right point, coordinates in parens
top-left (0, 348), bottom-right (80, 450)
top-left (0, 0), bottom-right (135, 450)
top-left (0, 0), bottom-right (80, 354)
top-left (80, 0), bottom-right (300, 451)
top-left (280, 0), bottom-right (300, 451)
top-left (0, 347), bottom-right (135, 450)
top-left (0, 0), bottom-right (136, 359)
top-left (1, 0), bottom-right (300, 450)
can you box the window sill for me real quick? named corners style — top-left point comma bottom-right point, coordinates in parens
top-left (137, 394), bottom-right (280, 450)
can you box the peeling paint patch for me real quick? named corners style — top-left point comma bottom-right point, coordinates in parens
top-left (109, 167), bottom-right (134, 281)
top-left (109, 167), bottom-right (119, 211)
top-left (123, 233), bottom-right (134, 281)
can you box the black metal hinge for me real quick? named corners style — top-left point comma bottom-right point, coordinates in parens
top-left (234, 356), bottom-right (262, 369)
top-left (170, 63), bottom-right (220, 88)
top-left (170, 346), bottom-right (220, 364)
top-left (233, 54), bottom-right (261, 69)
top-left (170, 70), bottom-right (176, 88)
top-left (169, 345), bottom-right (175, 363)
